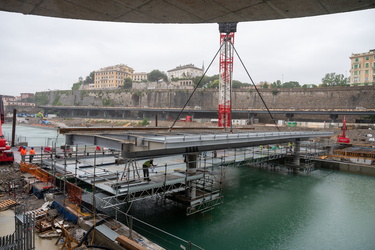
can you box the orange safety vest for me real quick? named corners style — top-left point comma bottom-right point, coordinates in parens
top-left (30, 149), bottom-right (36, 155)
top-left (20, 149), bottom-right (27, 155)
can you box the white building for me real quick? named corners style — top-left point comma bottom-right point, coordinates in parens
top-left (132, 72), bottom-right (148, 82)
top-left (167, 64), bottom-right (203, 81)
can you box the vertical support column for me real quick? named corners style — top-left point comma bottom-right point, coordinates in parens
top-left (218, 22), bottom-right (237, 129)
top-left (184, 153), bottom-right (198, 199)
top-left (293, 140), bottom-right (301, 166)
top-left (249, 113), bottom-right (255, 125)
top-left (11, 109), bottom-right (17, 147)
top-left (185, 153), bottom-right (198, 174)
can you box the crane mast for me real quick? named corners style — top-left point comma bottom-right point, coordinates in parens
top-left (218, 23), bottom-right (237, 129)
top-left (0, 95), bottom-right (14, 163)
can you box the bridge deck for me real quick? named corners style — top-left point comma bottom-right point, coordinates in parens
top-left (65, 130), bottom-right (333, 158)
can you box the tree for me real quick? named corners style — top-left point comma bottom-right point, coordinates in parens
top-left (140, 118), bottom-right (149, 126)
top-left (232, 80), bottom-right (250, 88)
top-left (321, 73), bottom-right (349, 87)
top-left (207, 79), bottom-right (219, 88)
top-left (71, 77), bottom-right (83, 90)
top-left (271, 80), bottom-right (282, 88)
top-left (192, 75), bottom-right (211, 87)
top-left (122, 77), bottom-right (132, 89)
top-left (84, 71), bottom-right (95, 84)
top-left (282, 81), bottom-right (300, 88)
top-left (148, 70), bottom-right (168, 82)
top-left (302, 84), bottom-right (317, 88)
top-left (262, 82), bottom-right (269, 89)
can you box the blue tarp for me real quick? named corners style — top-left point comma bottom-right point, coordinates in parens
top-left (51, 201), bottom-right (78, 224)
top-left (31, 186), bottom-right (44, 199)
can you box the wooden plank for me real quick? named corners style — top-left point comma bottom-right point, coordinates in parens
top-left (116, 235), bottom-right (146, 250)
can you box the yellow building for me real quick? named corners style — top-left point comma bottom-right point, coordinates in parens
top-left (94, 64), bottom-right (134, 89)
top-left (349, 49), bottom-right (375, 85)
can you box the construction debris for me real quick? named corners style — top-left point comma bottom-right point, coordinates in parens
top-left (0, 199), bottom-right (17, 211)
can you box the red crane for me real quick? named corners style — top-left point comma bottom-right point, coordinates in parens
top-left (337, 116), bottom-right (350, 143)
top-left (218, 23), bottom-right (237, 129)
top-left (0, 95), bottom-right (14, 163)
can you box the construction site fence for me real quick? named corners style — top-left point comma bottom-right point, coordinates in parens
top-left (19, 162), bottom-right (83, 207)
top-left (0, 206), bottom-right (35, 250)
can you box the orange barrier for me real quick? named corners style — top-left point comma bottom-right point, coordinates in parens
top-left (20, 162), bottom-right (83, 206)
top-left (66, 182), bottom-right (82, 206)
top-left (20, 162), bottom-right (54, 184)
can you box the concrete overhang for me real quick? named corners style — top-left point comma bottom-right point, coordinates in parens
top-left (0, 0), bottom-right (374, 24)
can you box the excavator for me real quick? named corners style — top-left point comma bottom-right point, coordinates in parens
top-left (337, 116), bottom-right (351, 144)
top-left (0, 95), bottom-right (14, 163)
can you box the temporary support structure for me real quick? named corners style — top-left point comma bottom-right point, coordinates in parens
top-left (218, 23), bottom-right (237, 129)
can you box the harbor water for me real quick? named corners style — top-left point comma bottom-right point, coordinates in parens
top-left (128, 166), bottom-right (375, 250)
top-left (2, 124), bottom-right (65, 147)
top-left (3, 124), bottom-right (375, 249)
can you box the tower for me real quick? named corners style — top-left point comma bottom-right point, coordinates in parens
top-left (218, 23), bottom-right (237, 128)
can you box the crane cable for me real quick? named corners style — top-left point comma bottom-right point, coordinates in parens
top-left (231, 44), bottom-right (281, 132)
top-left (169, 42), bottom-right (224, 131)
top-left (169, 38), bottom-right (280, 132)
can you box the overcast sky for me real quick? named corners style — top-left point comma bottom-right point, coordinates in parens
top-left (0, 8), bottom-right (374, 96)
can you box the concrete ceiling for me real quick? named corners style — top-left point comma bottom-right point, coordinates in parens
top-left (0, 0), bottom-right (374, 24)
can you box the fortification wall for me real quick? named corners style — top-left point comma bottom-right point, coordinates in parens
top-left (37, 86), bottom-right (375, 110)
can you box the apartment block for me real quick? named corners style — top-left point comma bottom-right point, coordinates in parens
top-left (349, 49), bottom-right (375, 85)
top-left (94, 64), bottom-right (134, 89)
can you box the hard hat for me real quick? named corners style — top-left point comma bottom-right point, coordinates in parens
top-left (23, 146), bottom-right (26, 148)
top-left (31, 147), bottom-right (34, 149)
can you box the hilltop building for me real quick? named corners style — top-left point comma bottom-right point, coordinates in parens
top-left (94, 64), bottom-right (134, 89)
top-left (167, 64), bottom-right (204, 89)
top-left (132, 72), bottom-right (148, 82)
top-left (167, 64), bottom-right (204, 81)
top-left (349, 49), bottom-right (375, 85)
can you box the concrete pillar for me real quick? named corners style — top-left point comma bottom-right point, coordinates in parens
top-left (86, 110), bottom-right (90, 116)
top-left (249, 113), bottom-right (256, 125)
top-left (122, 112), bottom-right (125, 118)
top-left (286, 113), bottom-right (294, 121)
top-left (293, 140), bottom-right (301, 166)
top-left (184, 153), bottom-right (198, 199)
top-left (329, 114), bottom-right (338, 122)
top-left (185, 153), bottom-right (198, 174)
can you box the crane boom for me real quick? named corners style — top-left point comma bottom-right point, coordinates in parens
top-left (338, 116), bottom-right (350, 143)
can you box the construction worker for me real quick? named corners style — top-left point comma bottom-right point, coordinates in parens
top-left (288, 142), bottom-right (293, 152)
top-left (29, 147), bottom-right (36, 163)
top-left (20, 146), bottom-right (27, 162)
top-left (142, 159), bottom-right (155, 181)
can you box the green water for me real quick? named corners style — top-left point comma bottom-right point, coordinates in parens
top-left (128, 167), bottom-right (375, 250)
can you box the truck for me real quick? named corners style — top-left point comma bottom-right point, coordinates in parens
top-left (0, 95), bottom-right (14, 163)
